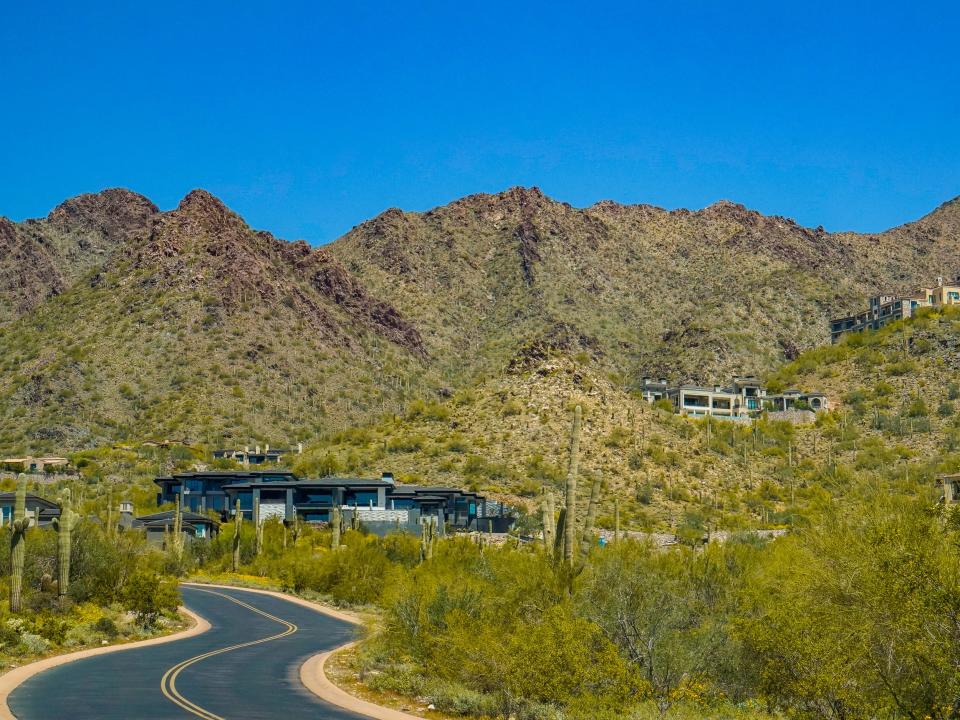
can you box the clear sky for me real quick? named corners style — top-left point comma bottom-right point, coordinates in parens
top-left (2, 1), bottom-right (958, 243)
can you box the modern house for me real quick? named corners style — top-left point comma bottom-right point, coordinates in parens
top-left (129, 509), bottom-right (220, 544)
top-left (153, 470), bottom-right (505, 535)
top-left (0, 493), bottom-right (61, 527)
top-left (640, 376), bottom-right (829, 419)
top-left (830, 277), bottom-right (960, 342)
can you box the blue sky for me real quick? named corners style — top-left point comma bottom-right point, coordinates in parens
top-left (1, 1), bottom-right (958, 243)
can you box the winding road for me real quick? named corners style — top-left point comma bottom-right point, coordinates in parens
top-left (8, 585), bottom-right (368, 719)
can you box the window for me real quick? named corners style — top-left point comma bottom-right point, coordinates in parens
top-left (186, 479), bottom-right (204, 493)
top-left (347, 491), bottom-right (379, 507)
top-left (298, 491), bottom-right (332, 504)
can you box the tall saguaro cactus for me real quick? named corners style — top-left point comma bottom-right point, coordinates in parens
top-left (541, 490), bottom-right (554, 549)
top-left (9, 474), bottom-right (29, 613)
top-left (106, 487), bottom-right (114, 540)
top-left (420, 515), bottom-right (436, 562)
top-left (253, 495), bottom-right (263, 556)
top-left (330, 505), bottom-right (342, 548)
top-left (232, 498), bottom-right (243, 572)
top-left (562, 405), bottom-right (582, 566)
top-left (614, 498), bottom-right (621, 542)
top-left (53, 487), bottom-right (80, 606)
top-left (579, 475), bottom-right (602, 557)
top-left (172, 492), bottom-right (184, 562)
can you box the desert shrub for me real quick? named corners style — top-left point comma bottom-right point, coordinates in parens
top-left (905, 396), bottom-right (929, 418)
top-left (93, 616), bottom-right (119, 638)
top-left (501, 399), bottom-right (523, 417)
top-left (604, 426), bottom-right (632, 448)
top-left (122, 571), bottom-right (180, 626)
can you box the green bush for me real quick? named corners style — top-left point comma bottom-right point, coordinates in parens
top-left (122, 571), bottom-right (180, 626)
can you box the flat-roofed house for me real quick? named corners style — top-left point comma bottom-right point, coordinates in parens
top-left (830, 277), bottom-right (960, 342)
top-left (132, 510), bottom-right (220, 544)
top-left (0, 493), bottom-right (61, 527)
top-left (154, 470), bottom-right (503, 536)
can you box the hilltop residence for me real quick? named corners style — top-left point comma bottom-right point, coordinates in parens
top-left (0, 493), bottom-right (61, 527)
top-left (640, 376), bottom-right (829, 419)
top-left (2, 456), bottom-right (69, 473)
top-left (153, 470), bottom-right (509, 535)
top-left (830, 276), bottom-right (960, 342)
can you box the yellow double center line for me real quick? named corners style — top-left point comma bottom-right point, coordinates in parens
top-left (160, 588), bottom-right (298, 719)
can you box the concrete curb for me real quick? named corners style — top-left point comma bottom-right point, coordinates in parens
top-left (184, 582), bottom-right (425, 720)
top-left (0, 607), bottom-right (210, 720)
top-left (301, 643), bottom-right (425, 720)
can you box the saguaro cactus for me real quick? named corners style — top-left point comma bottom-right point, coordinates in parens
top-left (331, 505), bottom-right (341, 548)
top-left (172, 493), bottom-right (184, 562)
top-left (350, 505), bottom-right (360, 531)
top-left (291, 514), bottom-right (301, 546)
top-left (9, 474), bottom-right (29, 613)
top-left (232, 498), bottom-right (243, 572)
top-left (106, 487), bottom-right (114, 540)
top-left (420, 515), bottom-right (436, 562)
top-left (541, 490), bottom-right (554, 549)
top-left (53, 487), bottom-right (80, 606)
top-left (563, 404), bottom-right (582, 566)
top-left (579, 476), bottom-right (602, 557)
top-left (253, 495), bottom-right (263, 556)
top-left (614, 498), bottom-right (621, 542)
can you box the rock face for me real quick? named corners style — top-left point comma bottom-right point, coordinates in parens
top-left (0, 189), bottom-right (158, 322)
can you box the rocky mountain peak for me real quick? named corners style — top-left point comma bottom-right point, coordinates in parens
top-left (46, 188), bottom-right (158, 242)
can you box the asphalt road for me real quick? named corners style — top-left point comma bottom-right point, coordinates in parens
top-left (9, 585), bottom-right (368, 719)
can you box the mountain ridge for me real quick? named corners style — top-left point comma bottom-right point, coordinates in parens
top-left (0, 185), bottom-right (959, 453)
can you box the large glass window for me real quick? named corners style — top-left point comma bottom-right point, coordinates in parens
top-left (347, 491), bottom-right (379, 507)
top-left (298, 490), bottom-right (332, 504)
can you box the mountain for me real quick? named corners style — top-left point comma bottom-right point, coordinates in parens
top-left (328, 187), bottom-right (960, 384)
top-left (1, 186), bottom-right (959, 454)
top-left (0, 189), bottom-right (158, 323)
top-left (0, 190), bottom-right (431, 451)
